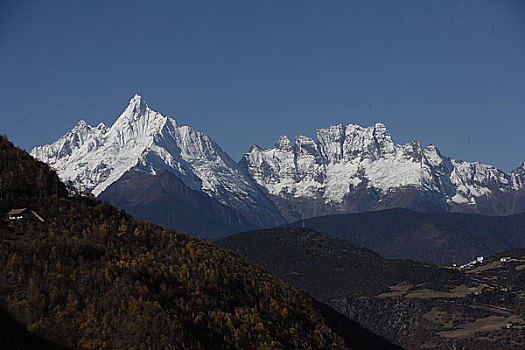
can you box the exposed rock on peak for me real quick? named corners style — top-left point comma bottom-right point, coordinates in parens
top-left (273, 135), bottom-right (293, 151)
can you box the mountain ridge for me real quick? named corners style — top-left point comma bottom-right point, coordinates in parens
top-left (243, 121), bottom-right (525, 220)
top-left (31, 94), bottom-right (525, 237)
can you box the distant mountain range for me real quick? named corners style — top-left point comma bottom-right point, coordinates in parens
top-left (31, 95), bottom-right (525, 238)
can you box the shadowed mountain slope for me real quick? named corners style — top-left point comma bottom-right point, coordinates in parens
top-left (98, 169), bottom-right (256, 240)
top-left (281, 208), bottom-right (525, 265)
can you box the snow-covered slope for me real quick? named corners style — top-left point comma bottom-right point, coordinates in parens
top-left (242, 123), bottom-right (525, 218)
top-left (32, 96), bottom-right (166, 195)
top-left (31, 95), bottom-right (283, 227)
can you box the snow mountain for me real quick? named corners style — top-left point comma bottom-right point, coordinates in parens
top-left (242, 123), bottom-right (525, 220)
top-left (31, 95), bottom-right (525, 237)
top-left (31, 95), bottom-right (284, 232)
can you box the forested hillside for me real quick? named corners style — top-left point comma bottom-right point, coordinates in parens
top-left (218, 228), bottom-right (466, 300)
top-left (0, 136), bottom-right (398, 349)
top-left (0, 135), bottom-right (68, 208)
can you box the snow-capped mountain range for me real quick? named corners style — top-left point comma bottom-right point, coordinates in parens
top-left (242, 122), bottom-right (525, 219)
top-left (31, 95), bottom-right (525, 234)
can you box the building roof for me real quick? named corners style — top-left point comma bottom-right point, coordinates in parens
top-left (5, 208), bottom-right (45, 222)
top-left (6, 208), bottom-right (27, 215)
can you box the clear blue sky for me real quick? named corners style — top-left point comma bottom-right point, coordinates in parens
top-left (1, 0), bottom-right (524, 171)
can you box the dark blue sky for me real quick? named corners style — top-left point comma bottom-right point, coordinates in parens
top-left (1, 0), bottom-right (524, 171)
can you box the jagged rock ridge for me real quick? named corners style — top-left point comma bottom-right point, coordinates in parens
top-left (242, 123), bottom-right (525, 219)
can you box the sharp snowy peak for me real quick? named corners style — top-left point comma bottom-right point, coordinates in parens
top-left (31, 95), bottom-right (283, 226)
top-left (32, 95), bottom-right (168, 195)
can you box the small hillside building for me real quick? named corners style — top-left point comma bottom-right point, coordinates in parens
top-left (5, 208), bottom-right (45, 222)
